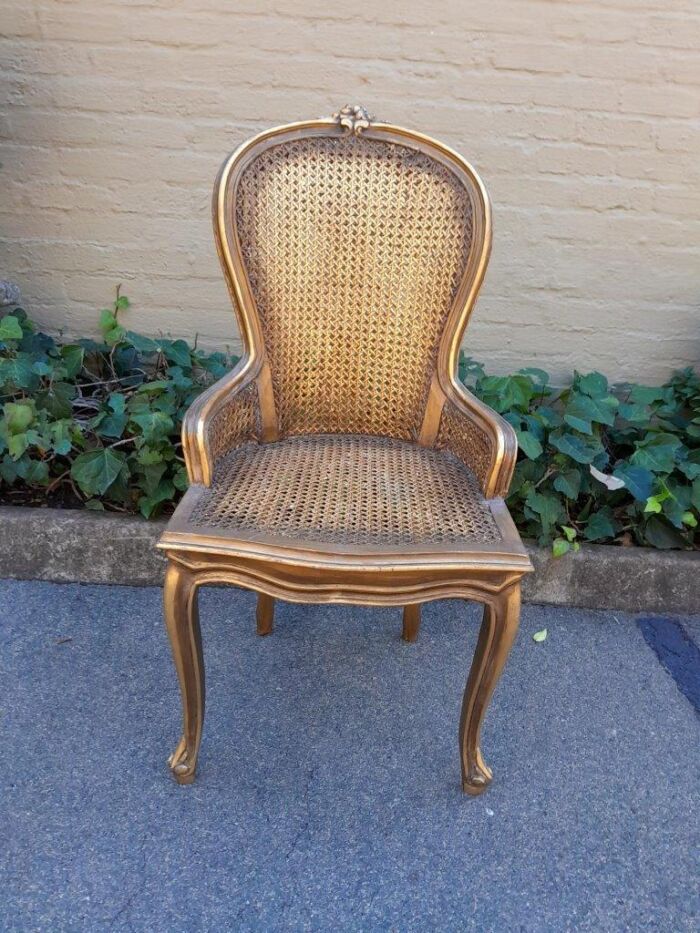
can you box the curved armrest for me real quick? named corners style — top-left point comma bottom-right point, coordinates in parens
top-left (182, 358), bottom-right (261, 486)
top-left (436, 381), bottom-right (518, 498)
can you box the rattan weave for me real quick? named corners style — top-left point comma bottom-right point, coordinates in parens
top-left (437, 398), bottom-right (493, 491)
top-left (207, 382), bottom-right (260, 462)
top-left (235, 136), bottom-right (473, 441)
top-left (190, 434), bottom-right (501, 547)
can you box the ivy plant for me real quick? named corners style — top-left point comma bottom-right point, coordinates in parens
top-left (0, 292), bottom-right (235, 518)
top-left (459, 356), bottom-right (699, 551)
top-left (0, 294), bottom-right (697, 551)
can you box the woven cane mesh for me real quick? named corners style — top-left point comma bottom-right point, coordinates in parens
top-left (437, 398), bottom-right (493, 491)
top-left (234, 135), bottom-right (474, 440)
top-left (207, 382), bottom-right (260, 462)
top-left (190, 434), bottom-right (500, 546)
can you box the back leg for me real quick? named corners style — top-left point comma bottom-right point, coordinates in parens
top-left (256, 593), bottom-right (275, 636)
top-left (402, 604), bottom-right (421, 642)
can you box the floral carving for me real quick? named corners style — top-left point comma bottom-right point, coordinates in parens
top-left (332, 104), bottom-right (374, 136)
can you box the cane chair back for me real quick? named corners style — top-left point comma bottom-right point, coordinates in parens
top-left (217, 111), bottom-right (489, 442)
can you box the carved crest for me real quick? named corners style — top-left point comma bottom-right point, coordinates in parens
top-left (332, 104), bottom-right (374, 136)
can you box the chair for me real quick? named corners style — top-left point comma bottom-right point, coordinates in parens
top-left (158, 105), bottom-right (533, 794)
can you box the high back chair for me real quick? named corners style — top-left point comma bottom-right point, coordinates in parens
top-left (158, 105), bottom-right (533, 794)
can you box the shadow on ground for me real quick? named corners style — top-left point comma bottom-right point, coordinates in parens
top-left (2, 580), bottom-right (698, 930)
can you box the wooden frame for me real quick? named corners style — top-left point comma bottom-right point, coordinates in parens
top-left (158, 106), bottom-right (533, 795)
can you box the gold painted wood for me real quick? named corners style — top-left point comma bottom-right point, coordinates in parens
top-left (256, 592), bottom-right (274, 636)
top-left (402, 605), bottom-right (421, 643)
top-left (460, 582), bottom-right (521, 794)
top-left (159, 106), bottom-right (534, 794)
top-left (163, 561), bottom-right (204, 785)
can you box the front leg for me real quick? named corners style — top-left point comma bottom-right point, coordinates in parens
top-left (459, 583), bottom-right (521, 795)
top-left (163, 559), bottom-right (204, 784)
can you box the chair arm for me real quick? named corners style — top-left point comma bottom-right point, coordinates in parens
top-left (436, 382), bottom-right (518, 498)
top-left (182, 358), bottom-right (261, 486)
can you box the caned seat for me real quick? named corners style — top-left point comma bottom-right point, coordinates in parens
top-left (158, 105), bottom-right (533, 795)
top-left (182, 434), bottom-right (501, 550)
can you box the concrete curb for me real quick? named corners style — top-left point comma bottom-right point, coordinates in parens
top-left (0, 505), bottom-right (696, 614)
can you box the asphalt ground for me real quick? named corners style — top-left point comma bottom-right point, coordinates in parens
top-left (2, 580), bottom-right (698, 931)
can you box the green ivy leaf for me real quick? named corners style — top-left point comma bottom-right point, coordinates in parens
top-left (550, 432), bottom-right (602, 464)
top-left (98, 309), bottom-right (125, 345)
top-left (70, 448), bottom-right (127, 496)
top-left (125, 331), bottom-right (160, 354)
top-left (138, 461), bottom-right (168, 497)
top-left (8, 433), bottom-right (30, 459)
top-left (612, 463), bottom-right (653, 502)
top-left (0, 315), bottom-right (23, 342)
top-left (618, 402), bottom-right (649, 423)
top-left (161, 339), bottom-right (192, 370)
top-left (630, 433), bottom-right (682, 473)
top-left (577, 371), bottom-right (608, 398)
top-left (677, 448), bottom-right (700, 480)
top-left (525, 489), bottom-right (565, 535)
top-left (565, 393), bottom-right (617, 433)
top-left (50, 420), bottom-right (74, 456)
top-left (553, 469), bottom-right (581, 500)
top-left (630, 385), bottom-right (673, 406)
top-left (584, 509), bottom-right (616, 541)
top-left (35, 381), bottom-right (76, 420)
top-left (24, 459), bottom-right (49, 485)
top-left (60, 344), bottom-right (85, 379)
top-left (0, 454), bottom-right (19, 482)
top-left (643, 515), bottom-right (687, 549)
top-left (135, 379), bottom-right (170, 394)
top-left (138, 479), bottom-right (175, 518)
top-left (515, 429), bottom-right (543, 459)
top-left (3, 400), bottom-right (35, 434)
top-left (532, 628), bottom-right (548, 643)
top-left (552, 538), bottom-right (570, 558)
top-left (478, 374), bottom-right (536, 413)
top-left (95, 393), bottom-right (128, 439)
top-left (0, 354), bottom-right (39, 390)
top-left (32, 359), bottom-right (52, 377)
top-left (172, 465), bottom-right (189, 492)
top-left (519, 367), bottom-right (549, 387)
top-left (130, 411), bottom-right (175, 444)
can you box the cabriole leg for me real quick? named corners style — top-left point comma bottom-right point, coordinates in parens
top-left (256, 593), bottom-right (275, 636)
top-left (459, 582), bottom-right (521, 795)
top-left (402, 604), bottom-right (421, 642)
top-left (163, 559), bottom-right (204, 785)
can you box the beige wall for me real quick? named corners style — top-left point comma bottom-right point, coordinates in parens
top-left (2, 0), bottom-right (699, 381)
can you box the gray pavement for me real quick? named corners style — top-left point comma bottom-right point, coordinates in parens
top-left (1, 580), bottom-right (698, 931)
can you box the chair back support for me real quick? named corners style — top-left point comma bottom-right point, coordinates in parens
top-left (217, 112), bottom-right (490, 441)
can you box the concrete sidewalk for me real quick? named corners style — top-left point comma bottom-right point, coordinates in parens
top-left (2, 580), bottom-right (698, 931)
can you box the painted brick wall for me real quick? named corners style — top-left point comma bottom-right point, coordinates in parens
top-left (2, 0), bottom-right (699, 380)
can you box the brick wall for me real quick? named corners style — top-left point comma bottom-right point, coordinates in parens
top-left (2, 0), bottom-right (699, 380)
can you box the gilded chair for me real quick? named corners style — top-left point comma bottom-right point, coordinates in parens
top-left (158, 105), bottom-right (533, 795)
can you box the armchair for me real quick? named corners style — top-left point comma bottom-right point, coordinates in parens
top-left (158, 105), bottom-right (533, 794)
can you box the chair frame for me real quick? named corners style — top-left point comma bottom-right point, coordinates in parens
top-left (158, 106), bottom-right (533, 795)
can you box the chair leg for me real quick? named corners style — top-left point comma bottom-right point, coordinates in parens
top-left (163, 559), bottom-right (204, 785)
top-left (402, 604), bottom-right (421, 642)
top-left (256, 593), bottom-right (275, 636)
top-left (459, 582), bottom-right (521, 795)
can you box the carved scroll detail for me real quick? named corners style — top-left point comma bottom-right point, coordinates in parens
top-left (332, 104), bottom-right (374, 136)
